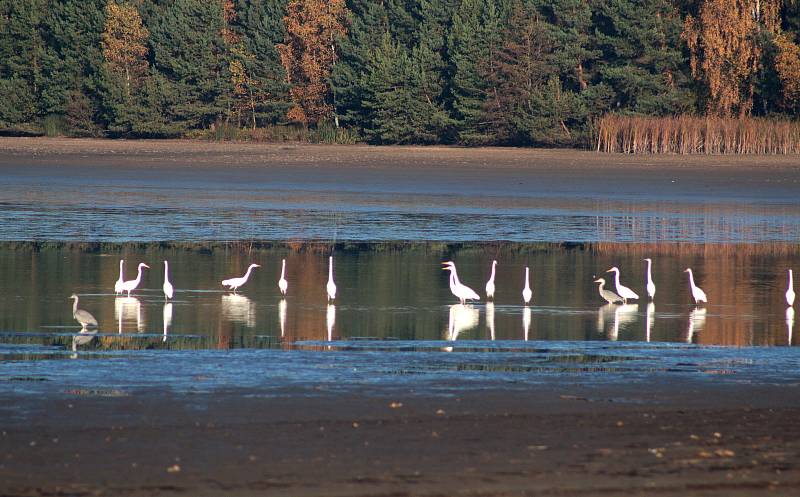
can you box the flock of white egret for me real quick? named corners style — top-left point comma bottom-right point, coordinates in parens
top-left (70, 257), bottom-right (797, 335)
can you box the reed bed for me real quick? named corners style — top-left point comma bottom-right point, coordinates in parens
top-left (596, 115), bottom-right (800, 154)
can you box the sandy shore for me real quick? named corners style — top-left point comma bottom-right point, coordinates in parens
top-left (2, 136), bottom-right (800, 170)
top-left (3, 380), bottom-right (800, 497)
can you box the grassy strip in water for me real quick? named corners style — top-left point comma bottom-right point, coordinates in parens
top-left (1, 240), bottom-right (799, 257)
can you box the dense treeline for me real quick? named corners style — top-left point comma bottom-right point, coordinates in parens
top-left (1, 0), bottom-right (799, 148)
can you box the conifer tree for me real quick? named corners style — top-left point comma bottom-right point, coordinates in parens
top-left (149, 0), bottom-right (232, 130)
top-left (0, 0), bottom-right (46, 126)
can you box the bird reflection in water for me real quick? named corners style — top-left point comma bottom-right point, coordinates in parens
top-left (611, 304), bottom-right (638, 341)
top-left (326, 304), bottom-right (336, 341)
top-left (446, 303), bottom-right (479, 342)
top-left (646, 302), bottom-right (655, 342)
top-left (71, 329), bottom-right (97, 358)
top-left (787, 307), bottom-right (795, 345)
top-left (163, 302), bottom-right (173, 342)
top-left (522, 305), bottom-right (531, 341)
top-left (486, 302), bottom-right (495, 340)
top-left (686, 307), bottom-right (707, 343)
top-left (115, 296), bottom-right (142, 334)
top-left (221, 294), bottom-right (256, 327)
top-left (279, 299), bottom-right (287, 338)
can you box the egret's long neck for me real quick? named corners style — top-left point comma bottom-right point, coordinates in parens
top-left (614, 270), bottom-right (621, 287)
top-left (524, 267), bottom-right (530, 288)
top-left (243, 265), bottom-right (254, 282)
top-left (281, 260), bottom-right (286, 279)
top-left (450, 266), bottom-right (461, 285)
top-left (134, 265), bottom-right (144, 285)
top-left (328, 258), bottom-right (333, 282)
top-left (790, 270), bottom-right (794, 287)
top-left (646, 260), bottom-right (653, 283)
top-left (118, 260), bottom-right (124, 278)
top-left (72, 297), bottom-right (78, 316)
top-left (164, 262), bottom-right (169, 280)
top-left (688, 270), bottom-right (695, 289)
top-left (597, 280), bottom-right (604, 291)
top-left (489, 262), bottom-right (496, 281)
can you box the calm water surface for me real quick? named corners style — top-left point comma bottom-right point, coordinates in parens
top-left (0, 246), bottom-right (795, 349)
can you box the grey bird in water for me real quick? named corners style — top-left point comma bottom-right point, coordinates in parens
top-left (70, 294), bottom-right (98, 330)
top-left (593, 278), bottom-right (624, 304)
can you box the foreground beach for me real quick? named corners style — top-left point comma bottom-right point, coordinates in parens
top-left (3, 378), bottom-right (800, 497)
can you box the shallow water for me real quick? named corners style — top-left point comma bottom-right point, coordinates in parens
top-left (2, 160), bottom-right (799, 243)
top-left (0, 245), bottom-right (795, 352)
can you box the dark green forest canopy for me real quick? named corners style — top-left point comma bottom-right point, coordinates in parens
top-left (0, 0), bottom-right (798, 146)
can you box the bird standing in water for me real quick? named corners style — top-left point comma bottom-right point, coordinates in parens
top-left (163, 260), bottom-right (173, 300)
top-left (70, 294), bottom-right (98, 330)
top-left (594, 278), bottom-right (623, 304)
top-left (787, 269), bottom-right (795, 307)
top-left (644, 258), bottom-right (656, 300)
top-left (442, 261), bottom-right (480, 305)
top-left (221, 264), bottom-right (260, 293)
top-left (485, 260), bottom-right (497, 300)
top-left (684, 268), bottom-right (707, 304)
top-left (326, 256), bottom-right (337, 301)
top-left (121, 263), bottom-right (149, 297)
top-left (278, 259), bottom-right (288, 296)
top-left (522, 267), bottom-right (532, 305)
top-left (606, 267), bottom-right (639, 303)
top-left (114, 259), bottom-right (124, 295)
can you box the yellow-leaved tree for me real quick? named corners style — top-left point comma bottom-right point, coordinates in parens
top-left (101, 1), bottom-right (149, 96)
top-left (277, 0), bottom-right (348, 126)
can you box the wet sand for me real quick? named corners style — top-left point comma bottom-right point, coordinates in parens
top-left (3, 379), bottom-right (800, 497)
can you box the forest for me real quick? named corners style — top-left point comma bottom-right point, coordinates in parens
top-left (1, 0), bottom-right (799, 149)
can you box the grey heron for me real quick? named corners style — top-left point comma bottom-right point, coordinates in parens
top-left (70, 294), bottom-right (98, 330)
top-left (593, 278), bottom-right (623, 304)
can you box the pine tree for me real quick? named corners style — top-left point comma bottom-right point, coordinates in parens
top-left (39, 0), bottom-right (106, 134)
top-left (0, 0), bottom-right (46, 126)
top-left (149, 0), bottom-right (232, 130)
top-left (230, 0), bottom-right (290, 127)
top-left (593, 0), bottom-right (694, 115)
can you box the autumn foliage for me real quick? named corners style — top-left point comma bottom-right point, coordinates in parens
top-left (101, 1), bottom-right (149, 91)
top-left (277, 0), bottom-right (348, 126)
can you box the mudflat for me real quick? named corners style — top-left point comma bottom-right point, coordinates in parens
top-left (2, 379), bottom-right (800, 497)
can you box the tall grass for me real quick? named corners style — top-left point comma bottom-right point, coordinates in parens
top-left (198, 121), bottom-right (361, 144)
top-left (596, 114), bottom-right (800, 154)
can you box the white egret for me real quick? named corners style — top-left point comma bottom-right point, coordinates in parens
top-left (278, 258), bottom-right (288, 296)
top-left (606, 267), bottom-right (639, 303)
top-left (221, 263), bottom-right (260, 293)
top-left (163, 260), bottom-right (173, 300)
top-left (594, 278), bottom-right (623, 304)
top-left (485, 260), bottom-right (497, 299)
top-left (786, 269), bottom-right (795, 307)
top-left (684, 268), bottom-right (707, 304)
top-left (522, 266), bottom-right (532, 304)
top-left (442, 261), bottom-right (480, 305)
top-left (121, 263), bottom-right (149, 297)
top-left (644, 258), bottom-right (656, 300)
top-left (70, 294), bottom-right (98, 330)
top-left (326, 256), bottom-right (336, 301)
top-left (114, 259), bottom-right (124, 295)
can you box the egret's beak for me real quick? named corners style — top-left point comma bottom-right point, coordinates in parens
top-left (605, 268), bottom-right (613, 272)
top-left (593, 279), bottom-right (602, 283)
top-left (143, 264), bottom-right (150, 268)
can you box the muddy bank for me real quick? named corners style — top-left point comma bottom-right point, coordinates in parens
top-left (2, 381), bottom-right (799, 497)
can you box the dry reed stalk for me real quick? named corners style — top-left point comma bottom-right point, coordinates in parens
top-left (596, 114), bottom-right (800, 155)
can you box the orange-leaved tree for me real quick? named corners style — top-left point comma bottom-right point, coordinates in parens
top-left (682, 0), bottom-right (786, 117)
top-left (101, 1), bottom-right (149, 95)
top-left (277, 0), bottom-right (348, 126)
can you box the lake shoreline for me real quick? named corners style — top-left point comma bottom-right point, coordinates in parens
top-left (3, 380), bottom-right (800, 497)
